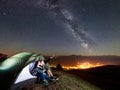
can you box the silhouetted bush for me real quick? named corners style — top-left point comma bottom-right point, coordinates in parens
top-left (56, 64), bottom-right (63, 70)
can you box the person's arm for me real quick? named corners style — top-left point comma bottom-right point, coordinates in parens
top-left (45, 63), bottom-right (53, 77)
top-left (47, 69), bottom-right (53, 77)
top-left (44, 56), bottom-right (54, 64)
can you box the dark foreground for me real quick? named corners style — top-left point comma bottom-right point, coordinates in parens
top-left (11, 70), bottom-right (100, 90)
top-left (11, 65), bottom-right (120, 90)
top-left (67, 65), bottom-right (120, 90)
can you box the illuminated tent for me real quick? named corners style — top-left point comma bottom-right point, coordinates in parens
top-left (0, 52), bottom-right (43, 90)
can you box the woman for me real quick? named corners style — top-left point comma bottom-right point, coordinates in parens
top-left (35, 56), bottom-right (55, 86)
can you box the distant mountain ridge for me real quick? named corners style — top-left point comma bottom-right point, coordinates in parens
top-left (51, 55), bottom-right (120, 66)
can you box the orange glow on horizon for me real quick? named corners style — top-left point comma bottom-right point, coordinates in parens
top-left (62, 62), bottom-right (104, 70)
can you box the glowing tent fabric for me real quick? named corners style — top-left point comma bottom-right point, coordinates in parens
top-left (0, 52), bottom-right (42, 90)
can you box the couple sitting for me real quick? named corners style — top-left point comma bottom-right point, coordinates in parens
top-left (29, 55), bottom-right (58, 86)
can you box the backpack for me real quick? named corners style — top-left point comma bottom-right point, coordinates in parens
top-left (29, 61), bottom-right (38, 76)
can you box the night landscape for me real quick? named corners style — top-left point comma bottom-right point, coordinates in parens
top-left (0, 0), bottom-right (120, 90)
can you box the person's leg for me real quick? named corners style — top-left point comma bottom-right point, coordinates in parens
top-left (37, 72), bottom-right (45, 80)
top-left (44, 73), bottom-right (51, 80)
top-left (35, 76), bottom-right (40, 83)
top-left (43, 73), bottom-right (57, 82)
top-left (37, 72), bottom-right (49, 86)
top-left (45, 70), bottom-right (59, 82)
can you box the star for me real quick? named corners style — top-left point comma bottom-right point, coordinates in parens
top-left (3, 12), bottom-right (7, 16)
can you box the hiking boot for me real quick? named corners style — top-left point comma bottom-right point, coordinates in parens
top-left (43, 79), bottom-right (49, 86)
top-left (49, 78), bottom-right (59, 82)
top-left (55, 77), bottom-right (59, 81)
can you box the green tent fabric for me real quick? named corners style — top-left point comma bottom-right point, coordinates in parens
top-left (0, 52), bottom-right (42, 90)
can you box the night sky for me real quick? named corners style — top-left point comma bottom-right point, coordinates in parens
top-left (0, 0), bottom-right (120, 56)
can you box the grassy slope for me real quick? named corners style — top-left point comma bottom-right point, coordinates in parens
top-left (21, 70), bottom-right (100, 90)
top-left (67, 65), bottom-right (120, 90)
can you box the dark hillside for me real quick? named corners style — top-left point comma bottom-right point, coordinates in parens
top-left (68, 65), bottom-right (120, 90)
top-left (11, 70), bottom-right (100, 90)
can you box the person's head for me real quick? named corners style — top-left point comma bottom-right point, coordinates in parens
top-left (38, 55), bottom-right (45, 62)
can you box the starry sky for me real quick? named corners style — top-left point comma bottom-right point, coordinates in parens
top-left (0, 0), bottom-right (120, 56)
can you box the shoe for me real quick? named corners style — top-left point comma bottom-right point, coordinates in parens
top-left (55, 77), bottom-right (59, 81)
top-left (43, 79), bottom-right (49, 86)
top-left (49, 78), bottom-right (59, 82)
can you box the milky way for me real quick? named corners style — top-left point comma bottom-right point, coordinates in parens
top-left (34, 0), bottom-right (96, 53)
top-left (0, 0), bottom-right (97, 54)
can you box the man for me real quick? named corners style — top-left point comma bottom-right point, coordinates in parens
top-left (29, 55), bottom-right (56, 86)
